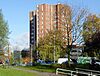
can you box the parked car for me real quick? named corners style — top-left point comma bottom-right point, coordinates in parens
top-left (45, 60), bottom-right (54, 64)
top-left (95, 59), bottom-right (100, 65)
top-left (37, 59), bottom-right (46, 65)
top-left (57, 58), bottom-right (73, 64)
top-left (62, 60), bottom-right (74, 64)
top-left (20, 63), bottom-right (26, 66)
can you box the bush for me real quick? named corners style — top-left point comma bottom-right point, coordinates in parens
top-left (51, 64), bottom-right (62, 69)
top-left (76, 64), bottom-right (100, 71)
top-left (76, 64), bottom-right (90, 69)
top-left (61, 64), bottom-right (76, 70)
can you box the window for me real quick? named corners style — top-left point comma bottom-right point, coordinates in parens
top-left (42, 25), bottom-right (43, 29)
top-left (62, 28), bottom-right (64, 31)
top-left (62, 15), bottom-right (64, 18)
top-left (31, 36), bottom-right (34, 39)
top-left (32, 28), bottom-right (34, 31)
top-left (31, 20), bottom-right (34, 23)
top-left (42, 17), bottom-right (43, 20)
top-left (42, 5), bottom-right (43, 11)
top-left (42, 13), bottom-right (43, 15)
top-left (42, 21), bottom-right (43, 24)
top-left (31, 33), bottom-right (34, 35)
top-left (31, 40), bottom-right (34, 44)
top-left (42, 30), bottom-right (43, 33)
top-left (31, 23), bottom-right (34, 27)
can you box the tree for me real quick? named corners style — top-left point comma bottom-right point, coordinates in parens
top-left (21, 49), bottom-right (30, 58)
top-left (0, 9), bottom-right (9, 48)
top-left (91, 32), bottom-right (100, 50)
top-left (57, 4), bottom-right (88, 66)
top-left (21, 49), bottom-right (30, 64)
top-left (83, 14), bottom-right (100, 57)
top-left (37, 30), bottom-right (66, 62)
top-left (37, 4), bottom-right (88, 66)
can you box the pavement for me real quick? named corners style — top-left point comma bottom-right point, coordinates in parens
top-left (11, 66), bottom-right (66, 76)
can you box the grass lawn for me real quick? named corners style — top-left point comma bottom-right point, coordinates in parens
top-left (0, 67), bottom-right (38, 76)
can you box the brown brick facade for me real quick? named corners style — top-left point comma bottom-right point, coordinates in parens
top-left (29, 4), bottom-right (72, 47)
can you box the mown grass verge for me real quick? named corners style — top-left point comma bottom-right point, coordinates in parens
top-left (16, 64), bottom-right (57, 73)
top-left (0, 67), bottom-right (38, 76)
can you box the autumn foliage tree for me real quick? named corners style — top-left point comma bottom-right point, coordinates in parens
top-left (37, 30), bottom-right (66, 61)
top-left (83, 14), bottom-right (100, 57)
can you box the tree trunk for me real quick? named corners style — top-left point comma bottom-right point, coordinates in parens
top-left (68, 48), bottom-right (71, 67)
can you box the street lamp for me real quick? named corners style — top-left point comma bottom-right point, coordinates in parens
top-left (30, 44), bottom-right (33, 66)
top-left (54, 35), bottom-right (56, 63)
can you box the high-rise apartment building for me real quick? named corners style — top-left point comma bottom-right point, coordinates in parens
top-left (29, 3), bottom-right (71, 48)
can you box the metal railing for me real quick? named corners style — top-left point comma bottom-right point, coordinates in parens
top-left (56, 68), bottom-right (100, 76)
top-left (56, 68), bottom-right (76, 76)
top-left (75, 68), bottom-right (100, 76)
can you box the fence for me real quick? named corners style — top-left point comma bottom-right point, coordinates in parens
top-left (56, 68), bottom-right (100, 76)
top-left (75, 68), bottom-right (100, 76)
top-left (56, 68), bottom-right (76, 76)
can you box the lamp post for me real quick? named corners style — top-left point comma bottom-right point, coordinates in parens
top-left (7, 38), bottom-right (10, 65)
top-left (8, 43), bottom-right (10, 65)
top-left (54, 35), bottom-right (56, 63)
top-left (30, 44), bottom-right (33, 66)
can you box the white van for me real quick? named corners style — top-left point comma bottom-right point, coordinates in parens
top-left (57, 58), bottom-right (72, 64)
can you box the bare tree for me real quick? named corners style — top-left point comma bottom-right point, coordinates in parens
top-left (56, 4), bottom-right (88, 66)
